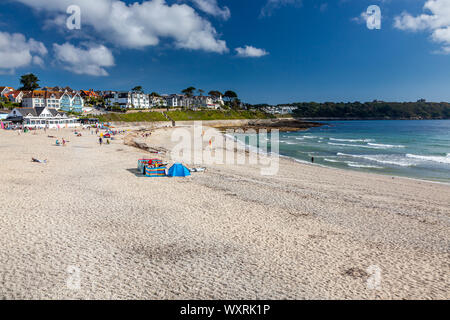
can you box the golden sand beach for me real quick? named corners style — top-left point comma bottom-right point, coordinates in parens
top-left (0, 126), bottom-right (448, 299)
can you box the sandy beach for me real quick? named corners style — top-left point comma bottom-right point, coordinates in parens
top-left (0, 125), bottom-right (449, 300)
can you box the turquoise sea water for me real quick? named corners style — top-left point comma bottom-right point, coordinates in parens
top-left (237, 120), bottom-right (450, 183)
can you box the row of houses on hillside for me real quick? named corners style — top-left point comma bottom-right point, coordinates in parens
top-left (2, 85), bottom-right (226, 112)
top-left (262, 105), bottom-right (297, 115)
top-left (1, 87), bottom-right (23, 103)
top-left (21, 90), bottom-right (84, 113)
top-left (105, 92), bottom-right (225, 110)
top-left (1, 86), bottom-right (86, 113)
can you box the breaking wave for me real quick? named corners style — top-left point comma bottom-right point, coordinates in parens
top-left (406, 154), bottom-right (450, 164)
top-left (346, 162), bottom-right (384, 169)
top-left (337, 153), bottom-right (416, 167)
top-left (329, 138), bottom-right (373, 143)
top-left (328, 142), bottom-right (385, 149)
top-left (368, 143), bottom-right (405, 148)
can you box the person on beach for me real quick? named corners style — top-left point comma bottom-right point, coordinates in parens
top-left (99, 137), bottom-right (103, 146)
top-left (311, 157), bottom-right (315, 163)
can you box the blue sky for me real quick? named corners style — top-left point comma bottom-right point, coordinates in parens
top-left (1, 0), bottom-right (450, 104)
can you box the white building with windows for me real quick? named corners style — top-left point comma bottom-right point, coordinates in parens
top-left (191, 95), bottom-right (224, 109)
top-left (6, 90), bottom-right (24, 103)
top-left (263, 105), bottom-right (297, 115)
top-left (164, 94), bottom-right (189, 108)
top-left (0, 86), bottom-right (14, 97)
top-left (164, 94), bottom-right (224, 109)
top-left (7, 107), bottom-right (80, 129)
top-left (22, 91), bottom-right (63, 109)
top-left (150, 96), bottom-right (167, 108)
top-left (106, 92), bottom-right (150, 109)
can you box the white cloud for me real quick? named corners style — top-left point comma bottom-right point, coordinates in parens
top-left (53, 43), bottom-right (115, 76)
top-left (13, 0), bottom-right (228, 53)
top-left (434, 45), bottom-right (450, 54)
top-left (235, 46), bottom-right (269, 58)
top-left (190, 0), bottom-right (230, 20)
top-left (0, 31), bottom-right (47, 73)
top-left (260, 0), bottom-right (302, 17)
top-left (394, 0), bottom-right (450, 51)
top-left (32, 56), bottom-right (45, 67)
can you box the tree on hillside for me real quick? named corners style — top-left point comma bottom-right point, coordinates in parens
top-left (132, 86), bottom-right (144, 93)
top-left (208, 90), bottom-right (223, 98)
top-left (19, 73), bottom-right (40, 91)
top-left (182, 87), bottom-right (196, 97)
top-left (150, 92), bottom-right (160, 97)
top-left (198, 89), bottom-right (204, 96)
top-left (291, 101), bottom-right (450, 119)
top-left (224, 90), bottom-right (238, 102)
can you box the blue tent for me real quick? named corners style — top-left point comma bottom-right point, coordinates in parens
top-left (168, 163), bottom-right (191, 177)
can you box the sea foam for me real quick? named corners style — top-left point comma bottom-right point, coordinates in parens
top-left (328, 142), bottom-right (385, 149)
top-left (329, 138), bottom-right (373, 143)
top-left (368, 143), bottom-right (405, 148)
top-left (337, 153), bottom-right (415, 167)
top-left (406, 154), bottom-right (450, 165)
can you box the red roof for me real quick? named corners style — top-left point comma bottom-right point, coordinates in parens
top-left (80, 90), bottom-right (98, 97)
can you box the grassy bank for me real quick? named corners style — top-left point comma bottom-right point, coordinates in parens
top-left (96, 112), bottom-right (167, 122)
top-left (167, 110), bottom-right (274, 121)
top-left (95, 110), bottom-right (274, 123)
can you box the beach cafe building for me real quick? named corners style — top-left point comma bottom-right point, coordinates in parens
top-left (7, 107), bottom-right (80, 129)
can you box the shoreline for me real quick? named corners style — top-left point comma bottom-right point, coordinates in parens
top-left (212, 119), bottom-right (324, 132)
top-left (131, 127), bottom-right (450, 186)
top-left (219, 126), bottom-right (450, 186)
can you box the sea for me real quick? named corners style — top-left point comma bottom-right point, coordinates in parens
top-left (234, 120), bottom-right (450, 183)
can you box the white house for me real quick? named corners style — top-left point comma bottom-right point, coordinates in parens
top-left (22, 91), bottom-right (62, 109)
top-left (6, 90), bottom-right (24, 103)
top-left (0, 86), bottom-right (14, 97)
top-left (191, 95), bottom-right (224, 109)
top-left (106, 92), bottom-right (150, 109)
top-left (164, 94), bottom-right (224, 109)
top-left (164, 94), bottom-right (187, 108)
top-left (263, 105), bottom-right (297, 115)
top-left (7, 107), bottom-right (80, 129)
top-left (150, 96), bottom-right (167, 108)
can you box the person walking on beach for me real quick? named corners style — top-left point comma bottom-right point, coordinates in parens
top-left (311, 157), bottom-right (315, 163)
top-left (99, 137), bottom-right (103, 146)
